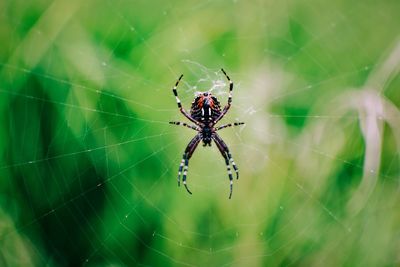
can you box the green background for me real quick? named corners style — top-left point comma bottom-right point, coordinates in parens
top-left (1, 0), bottom-right (399, 266)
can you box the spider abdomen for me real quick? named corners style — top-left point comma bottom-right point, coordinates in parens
top-left (190, 92), bottom-right (221, 122)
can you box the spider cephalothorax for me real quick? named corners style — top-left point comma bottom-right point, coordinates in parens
top-left (169, 69), bottom-right (245, 199)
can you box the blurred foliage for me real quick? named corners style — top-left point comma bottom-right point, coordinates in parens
top-left (0, 0), bottom-right (400, 266)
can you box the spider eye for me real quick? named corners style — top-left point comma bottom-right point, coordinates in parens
top-left (203, 92), bottom-right (208, 96)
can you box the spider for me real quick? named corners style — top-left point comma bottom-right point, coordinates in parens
top-left (169, 69), bottom-right (244, 199)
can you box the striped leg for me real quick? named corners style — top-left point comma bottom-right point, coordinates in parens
top-left (172, 75), bottom-right (199, 125)
top-left (228, 152), bottom-right (239, 179)
top-left (213, 133), bottom-right (238, 199)
top-left (224, 155), bottom-right (234, 199)
top-left (172, 75), bottom-right (184, 109)
top-left (221, 68), bottom-right (233, 106)
top-left (169, 121), bottom-right (199, 131)
top-left (215, 122), bottom-right (245, 131)
top-left (177, 134), bottom-right (202, 195)
top-left (177, 154), bottom-right (185, 186)
top-left (182, 156), bottom-right (191, 194)
top-left (215, 69), bottom-right (234, 123)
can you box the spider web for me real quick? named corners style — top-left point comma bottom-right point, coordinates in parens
top-left (1, 0), bottom-right (400, 266)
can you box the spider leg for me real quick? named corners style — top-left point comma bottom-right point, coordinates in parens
top-left (214, 69), bottom-right (234, 124)
top-left (182, 156), bottom-right (191, 194)
top-left (172, 74), bottom-right (200, 125)
top-left (228, 153), bottom-right (239, 179)
top-left (177, 156), bottom-right (185, 186)
top-left (177, 133), bottom-right (202, 195)
top-left (215, 122), bottom-right (245, 131)
top-left (169, 121), bottom-right (200, 131)
top-left (213, 133), bottom-right (239, 199)
top-left (213, 133), bottom-right (239, 179)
